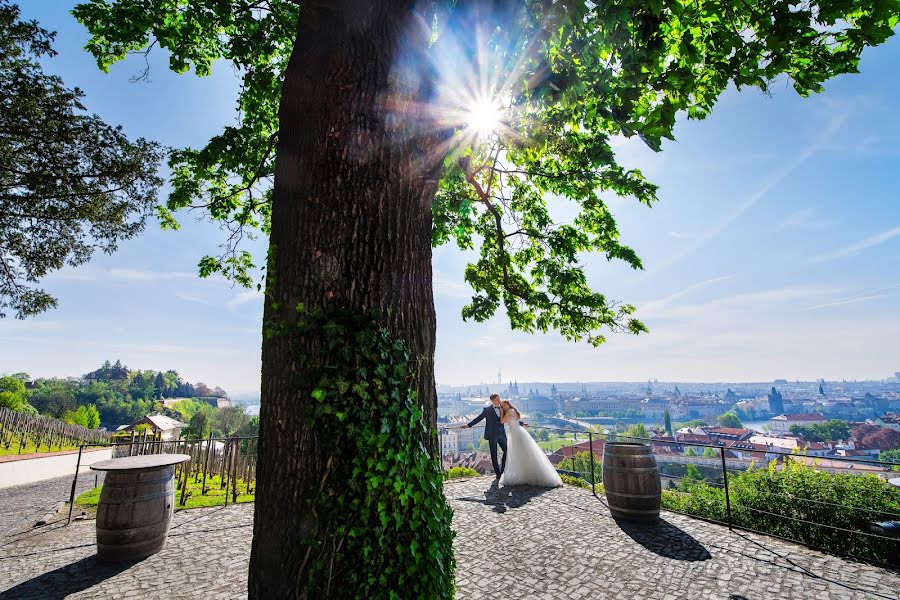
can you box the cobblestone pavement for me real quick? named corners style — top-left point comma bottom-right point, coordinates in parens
top-left (1, 477), bottom-right (898, 599)
top-left (0, 504), bottom-right (251, 600)
top-left (0, 473), bottom-right (104, 537)
top-left (448, 478), bottom-right (900, 600)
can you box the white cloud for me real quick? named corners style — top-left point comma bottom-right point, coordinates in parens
top-left (50, 268), bottom-right (197, 282)
top-left (433, 272), bottom-right (473, 299)
top-left (175, 293), bottom-right (212, 306)
top-left (776, 207), bottom-right (831, 231)
top-left (226, 290), bottom-right (263, 311)
top-left (808, 227), bottom-right (900, 264)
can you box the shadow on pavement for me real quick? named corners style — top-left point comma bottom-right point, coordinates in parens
top-left (0, 555), bottom-right (139, 600)
top-left (615, 517), bottom-right (712, 562)
top-left (456, 479), bottom-right (553, 513)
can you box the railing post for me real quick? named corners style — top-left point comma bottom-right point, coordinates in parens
top-left (67, 445), bottom-right (84, 525)
top-left (720, 446), bottom-right (732, 530)
top-left (588, 432), bottom-right (597, 497)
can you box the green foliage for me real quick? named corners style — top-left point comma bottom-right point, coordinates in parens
top-left (663, 411), bottom-right (673, 436)
top-left (565, 451), bottom-right (602, 485)
top-left (0, 376), bottom-right (27, 411)
top-left (881, 449), bottom-right (900, 463)
top-left (678, 463), bottom-right (705, 491)
top-left (621, 423), bottom-right (649, 441)
top-left (72, 0), bottom-right (900, 344)
top-left (62, 404), bottom-right (101, 429)
top-left (663, 459), bottom-right (900, 563)
top-left (26, 361), bottom-right (227, 428)
top-left (790, 419), bottom-right (851, 442)
top-left (560, 474), bottom-right (592, 490)
top-left (445, 467), bottom-right (479, 479)
top-left (0, 1), bottom-right (163, 318)
top-left (702, 447), bottom-right (719, 459)
top-left (717, 412), bottom-right (743, 429)
top-left (292, 309), bottom-right (455, 598)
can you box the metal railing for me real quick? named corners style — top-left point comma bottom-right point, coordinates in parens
top-left (439, 423), bottom-right (900, 564)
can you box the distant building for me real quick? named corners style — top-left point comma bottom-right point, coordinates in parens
top-left (769, 413), bottom-right (826, 432)
top-left (874, 413), bottom-right (900, 432)
top-left (122, 414), bottom-right (186, 440)
top-left (767, 387), bottom-right (785, 415)
top-left (161, 396), bottom-right (231, 410)
top-left (440, 429), bottom-right (458, 455)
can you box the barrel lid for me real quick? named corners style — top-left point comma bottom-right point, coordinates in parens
top-left (90, 453), bottom-right (190, 471)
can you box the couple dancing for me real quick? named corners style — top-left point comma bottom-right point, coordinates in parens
top-left (465, 394), bottom-right (562, 488)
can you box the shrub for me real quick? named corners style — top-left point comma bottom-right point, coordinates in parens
top-left (560, 474), bottom-right (591, 489)
top-left (445, 467), bottom-right (479, 479)
top-left (661, 458), bottom-right (900, 564)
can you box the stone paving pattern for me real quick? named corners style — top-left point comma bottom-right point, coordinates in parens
top-left (0, 476), bottom-right (897, 599)
top-left (0, 473), bottom-right (104, 537)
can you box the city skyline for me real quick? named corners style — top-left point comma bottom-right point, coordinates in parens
top-left (2, 3), bottom-right (899, 393)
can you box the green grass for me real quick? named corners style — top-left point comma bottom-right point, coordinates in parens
top-left (537, 433), bottom-right (578, 452)
top-left (75, 473), bottom-right (255, 512)
top-left (0, 437), bottom-right (82, 456)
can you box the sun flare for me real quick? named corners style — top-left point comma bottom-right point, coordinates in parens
top-left (465, 99), bottom-right (503, 136)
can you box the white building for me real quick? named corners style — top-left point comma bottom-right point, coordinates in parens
top-left (440, 429), bottom-right (459, 455)
top-left (122, 414), bottom-right (186, 440)
top-left (769, 413), bottom-right (826, 432)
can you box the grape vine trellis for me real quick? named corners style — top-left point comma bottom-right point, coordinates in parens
top-left (0, 406), bottom-right (111, 454)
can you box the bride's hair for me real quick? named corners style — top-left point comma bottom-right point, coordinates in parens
top-left (501, 400), bottom-right (519, 415)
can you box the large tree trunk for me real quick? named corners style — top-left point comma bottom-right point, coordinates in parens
top-left (249, 2), bottom-right (443, 598)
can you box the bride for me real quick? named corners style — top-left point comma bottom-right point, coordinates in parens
top-left (499, 400), bottom-right (562, 488)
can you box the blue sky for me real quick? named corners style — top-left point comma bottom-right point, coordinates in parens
top-left (3, 4), bottom-right (899, 394)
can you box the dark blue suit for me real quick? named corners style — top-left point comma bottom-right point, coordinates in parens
top-left (468, 405), bottom-right (507, 476)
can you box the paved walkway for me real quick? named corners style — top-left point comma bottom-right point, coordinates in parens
top-left (0, 473), bottom-right (103, 537)
top-left (448, 478), bottom-right (899, 599)
top-left (0, 477), bottom-right (897, 599)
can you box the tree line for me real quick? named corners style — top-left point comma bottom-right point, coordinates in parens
top-left (0, 360), bottom-right (232, 430)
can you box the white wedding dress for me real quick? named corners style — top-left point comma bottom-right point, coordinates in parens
top-left (500, 410), bottom-right (563, 487)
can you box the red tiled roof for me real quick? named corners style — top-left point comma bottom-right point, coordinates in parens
top-left (707, 427), bottom-right (753, 437)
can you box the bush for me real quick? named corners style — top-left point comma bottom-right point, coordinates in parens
top-left (560, 474), bottom-right (591, 489)
top-left (445, 467), bottom-right (479, 479)
top-left (661, 458), bottom-right (900, 564)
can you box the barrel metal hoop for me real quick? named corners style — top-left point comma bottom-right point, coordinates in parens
top-left (99, 489), bottom-right (173, 505)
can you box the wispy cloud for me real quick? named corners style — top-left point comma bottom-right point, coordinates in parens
top-left (808, 227), bottom-right (900, 264)
top-left (802, 283), bottom-right (900, 311)
top-left (804, 294), bottom-right (888, 311)
top-left (226, 290), bottom-right (263, 311)
top-left (175, 293), bottom-right (212, 306)
top-left (776, 207), bottom-right (831, 231)
top-left (655, 285), bottom-right (841, 320)
top-left (668, 231), bottom-right (695, 240)
top-left (651, 112), bottom-right (848, 272)
top-left (639, 275), bottom-right (735, 317)
top-left (434, 272), bottom-right (473, 299)
top-left (50, 268), bottom-right (197, 282)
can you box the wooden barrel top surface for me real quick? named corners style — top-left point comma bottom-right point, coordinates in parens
top-left (90, 453), bottom-right (190, 471)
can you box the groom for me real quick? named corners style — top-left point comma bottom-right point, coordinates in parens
top-left (464, 393), bottom-right (507, 479)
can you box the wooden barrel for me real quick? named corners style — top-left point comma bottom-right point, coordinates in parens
top-left (95, 464), bottom-right (176, 561)
top-left (602, 443), bottom-right (661, 522)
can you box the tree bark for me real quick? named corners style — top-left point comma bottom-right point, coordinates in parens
top-left (249, 2), bottom-right (441, 597)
